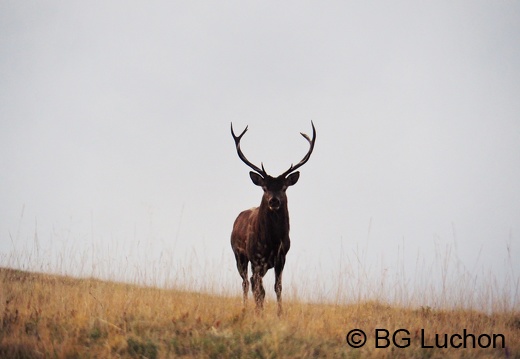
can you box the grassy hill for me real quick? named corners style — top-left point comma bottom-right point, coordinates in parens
top-left (1, 267), bottom-right (518, 358)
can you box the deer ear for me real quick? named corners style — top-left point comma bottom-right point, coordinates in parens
top-left (249, 172), bottom-right (264, 186)
top-left (285, 171), bottom-right (300, 186)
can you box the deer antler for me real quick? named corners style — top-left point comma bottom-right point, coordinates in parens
top-left (280, 121), bottom-right (316, 178)
top-left (231, 123), bottom-right (267, 177)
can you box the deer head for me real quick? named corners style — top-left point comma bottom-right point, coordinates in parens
top-left (231, 122), bottom-right (316, 211)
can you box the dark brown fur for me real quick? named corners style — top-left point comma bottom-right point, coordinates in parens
top-left (231, 173), bottom-right (298, 315)
top-left (230, 122), bottom-right (316, 315)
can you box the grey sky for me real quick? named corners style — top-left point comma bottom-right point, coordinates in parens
top-left (1, 1), bottom-right (519, 309)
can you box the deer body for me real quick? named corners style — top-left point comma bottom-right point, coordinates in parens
top-left (230, 123), bottom-right (315, 315)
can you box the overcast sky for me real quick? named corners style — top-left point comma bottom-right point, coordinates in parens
top-left (1, 1), bottom-right (519, 310)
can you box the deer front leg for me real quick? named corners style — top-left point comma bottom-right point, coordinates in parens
top-left (251, 264), bottom-right (267, 313)
top-left (274, 257), bottom-right (286, 316)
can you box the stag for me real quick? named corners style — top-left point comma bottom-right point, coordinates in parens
top-left (230, 122), bottom-right (316, 315)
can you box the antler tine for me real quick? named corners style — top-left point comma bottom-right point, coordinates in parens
top-left (281, 121), bottom-right (317, 178)
top-left (231, 123), bottom-right (267, 176)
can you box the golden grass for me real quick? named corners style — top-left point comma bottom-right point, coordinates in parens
top-left (1, 267), bottom-right (518, 358)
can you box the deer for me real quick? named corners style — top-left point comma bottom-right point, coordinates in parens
top-left (230, 122), bottom-right (316, 315)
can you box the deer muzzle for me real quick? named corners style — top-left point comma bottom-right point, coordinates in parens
top-left (268, 197), bottom-right (282, 211)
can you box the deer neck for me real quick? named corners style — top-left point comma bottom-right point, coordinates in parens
top-left (257, 199), bottom-right (290, 243)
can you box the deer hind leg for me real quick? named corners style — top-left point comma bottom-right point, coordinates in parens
top-left (235, 253), bottom-right (249, 308)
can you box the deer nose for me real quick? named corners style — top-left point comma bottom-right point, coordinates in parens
top-left (268, 197), bottom-right (281, 210)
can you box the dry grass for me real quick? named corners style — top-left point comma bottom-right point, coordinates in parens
top-left (1, 267), bottom-right (518, 358)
